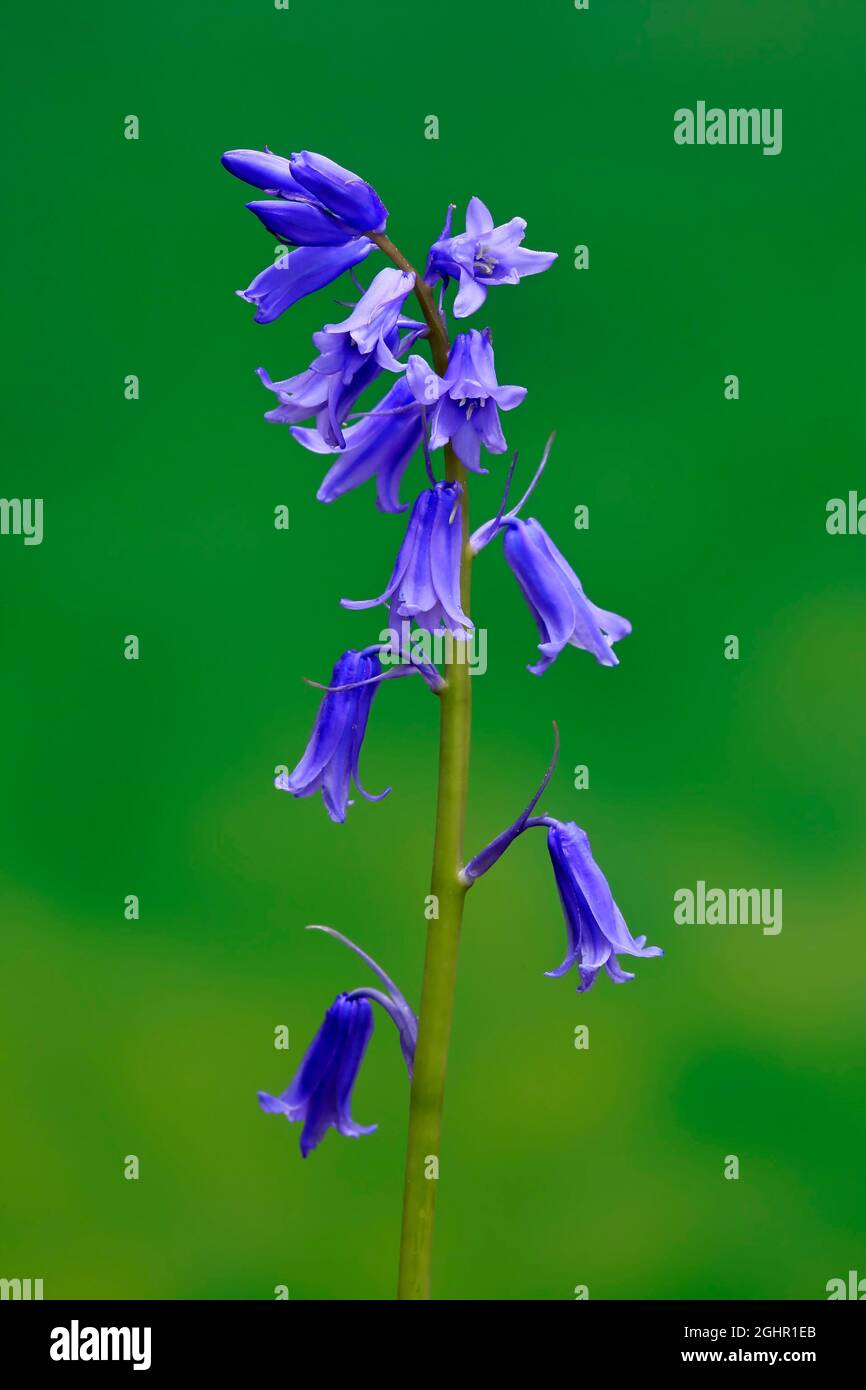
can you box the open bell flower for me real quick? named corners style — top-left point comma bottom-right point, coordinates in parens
top-left (257, 268), bottom-right (423, 448)
top-left (502, 518), bottom-right (631, 674)
top-left (406, 328), bottom-right (526, 474)
top-left (258, 925), bottom-right (417, 1157)
top-left (237, 240), bottom-right (374, 325)
top-left (462, 738), bottom-right (663, 994)
top-left (276, 648), bottom-right (387, 823)
top-left (543, 820), bottom-right (663, 993)
top-left (259, 994), bottom-right (376, 1157)
top-left (426, 197), bottom-right (557, 317)
top-left (341, 482), bottom-right (471, 637)
top-left (292, 375), bottom-right (423, 512)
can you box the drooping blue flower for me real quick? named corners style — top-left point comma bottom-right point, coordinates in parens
top-left (341, 482), bottom-right (471, 637)
top-left (237, 240), bottom-right (374, 325)
top-left (276, 648), bottom-right (387, 823)
top-left (258, 925), bottom-right (417, 1157)
top-left (501, 518), bottom-right (631, 674)
top-left (257, 268), bottom-right (423, 448)
top-left (292, 375), bottom-right (423, 512)
top-left (259, 994), bottom-right (376, 1156)
top-left (222, 147), bottom-right (387, 239)
top-left (542, 819), bottom-right (663, 992)
top-left (405, 329), bottom-right (526, 474)
top-left (426, 197), bottom-right (557, 318)
top-left (462, 739), bottom-right (663, 994)
top-left (323, 268), bottom-right (418, 370)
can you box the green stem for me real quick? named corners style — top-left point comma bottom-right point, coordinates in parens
top-left (369, 232), bottom-right (473, 1300)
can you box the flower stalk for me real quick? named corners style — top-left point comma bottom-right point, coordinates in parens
top-left (374, 229), bottom-right (474, 1300)
top-left (223, 148), bottom-right (652, 1305)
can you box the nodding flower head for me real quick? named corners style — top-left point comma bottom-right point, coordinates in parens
top-left (341, 481), bottom-right (471, 638)
top-left (405, 328), bottom-right (526, 474)
top-left (469, 437), bottom-right (630, 675)
top-left (258, 926), bottom-right (417, 1157)
top-left (462, 736), bottom-right (663, 994)
top-left (236, 240), bottom-right (374, 325)
top-left (257, 268), bottom-right (423, 449)
top-left (544, 820), bottom-right (663, 993)
top-left (259, 993), bottom-right (376, 1157)
top-left (276, 649), bottom-right (387, 823)
top-left (426, 197), bottom-right (557, 318)
top-left (502, 519), bottom-right (631, 674)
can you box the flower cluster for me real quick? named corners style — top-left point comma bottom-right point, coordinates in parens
top-left (223, 145), bottom-right (661, 1159)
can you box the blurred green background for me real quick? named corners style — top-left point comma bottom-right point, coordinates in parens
top-left (2, 0), bottom-right (864, 1300)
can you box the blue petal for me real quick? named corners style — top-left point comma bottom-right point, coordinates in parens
top-left (246, 198), bottom-right (355, 247)
top-left (238, 240), bottom-right (374, 324)
top-left (290, 150), bottom-right (388, 233)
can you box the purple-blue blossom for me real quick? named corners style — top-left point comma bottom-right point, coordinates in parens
top-left (222, 147), bottom-right (387, 237)
top-left (342, 482), bottom-right (471, 637)
top-left (462, 740), bottom-right (662, 993)
top-left (406, 328), bottom-right (526, 474)
top-left (276, 648), bottom-right (387, 823)
top-left (259, 994), bottom-right (376, 1156)
top-left (289, 150), bottom-right (388, 234)
top-left (501, 519), bottom-right (631, 674)
top-left (237, 240), bottom-right (374, 325)
top-left (426, 197), bottom-right (557, 318)
top-left (257, 268), bottom-right (423, 448)
top-left (543, 819), bottom-right (663, 992)
top-left (258, 925), bottom-right (417, 1157)
top-left (292, 375), bottom-right (423, 512)
top-left (223, 147), bottom-right (388, 321)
